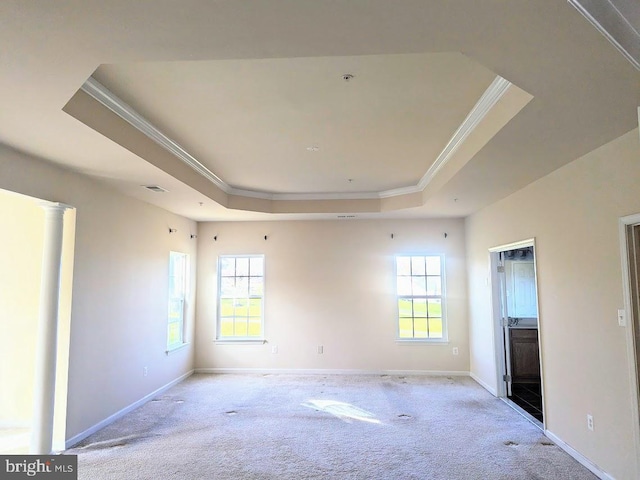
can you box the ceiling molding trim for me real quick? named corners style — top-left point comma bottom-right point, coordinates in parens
top-left (377, 184), bottom-right (423, 199)
top-left (568, 0), bottom-right (640, 71)
top-left (415, 76), bottom-right (511, 193)
top-left (271, 191), bottom-right (381, 201)
top-left (227, 187), bottom-right (274, 200)
top-left (80, 77), bottom-right (232, 194)
top-left (225, 187), bottom-right (381, 201)
top-left (80, 75), bottom-right (511, 204)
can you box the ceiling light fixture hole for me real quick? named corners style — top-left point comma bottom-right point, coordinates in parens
top-left (342, 74), bottom-right (354, 82)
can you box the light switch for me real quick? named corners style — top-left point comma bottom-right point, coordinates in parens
top-left (618, 309), bottom-right (627, 327)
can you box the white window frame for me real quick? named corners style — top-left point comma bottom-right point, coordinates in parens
top-left (216, 254), bottom-right (265, 343)
top-left (167, 251), bottom-right (189, 352)
top-left (395, 254), bottom-right (447, 343)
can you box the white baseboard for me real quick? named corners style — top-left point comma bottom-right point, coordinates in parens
top-left (469, 372), bottom-right (498, 396)
top-left (194, 367), bottom-right (469, 376)
top-left (544, 430), bottom-right (614, 480)
top-left (65, 370), bottom-right (194, 449)
top-left (467, 373), bottom-right (613, 479)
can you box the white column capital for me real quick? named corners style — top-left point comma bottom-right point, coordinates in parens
top-left (38, 201), bottom-right (73, 213)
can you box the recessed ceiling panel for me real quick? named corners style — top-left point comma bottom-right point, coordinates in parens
top-left (93, 53), bottom-right (496, 194)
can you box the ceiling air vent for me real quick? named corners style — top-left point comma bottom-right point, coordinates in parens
top-left (143, 185), bottom-right (168, 193)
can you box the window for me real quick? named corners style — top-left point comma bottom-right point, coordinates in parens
top-left (396, 255), bottom-right (445, 340)
top-left (217, 255), bottom-right (264, 340)
top-left (168, 251), bottom-right (188, 350)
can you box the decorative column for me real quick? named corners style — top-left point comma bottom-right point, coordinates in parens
top-left (31, 202), bottom-right (71, 454)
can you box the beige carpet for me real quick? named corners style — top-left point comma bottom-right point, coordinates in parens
top-left (67, 374), bottom-right (597, 479)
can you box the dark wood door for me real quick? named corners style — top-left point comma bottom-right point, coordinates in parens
top-left (509, 328), bottom-right (540, 384)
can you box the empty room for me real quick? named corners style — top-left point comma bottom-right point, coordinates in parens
top-left (1, 1), bottom-right (640, 479)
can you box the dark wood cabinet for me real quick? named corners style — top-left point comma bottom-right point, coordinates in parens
top-left (509, 328), bottom-right (540, 384)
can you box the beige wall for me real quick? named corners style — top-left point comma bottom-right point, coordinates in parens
top-left (0, 191), bottom-right (44, 426)
top-left (466, 129), bottom-right (640, 479)
top-left (0, 145), bottom-right (197, 443)
top-left (196, 219), bottom-right (468, 372)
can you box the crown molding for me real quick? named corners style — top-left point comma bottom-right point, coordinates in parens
top-left (568, 0), bottom-right (640, 71)
top-left (226, 187), bottom-right (381, 201)
top-left (81, 78), bottom-right (230, 193)
top-left (80, 74), bottom-right (511, 203)
top-left (416, 76), bottom-right (511, 191)
top-left (271, 191), bottom-right (381, 201)
top-left (378, 184), bottom-right (423, 199)
top-left (378, 76), bottom-right (511, 199)
top-left (227, 187), bottom-right (273, 200)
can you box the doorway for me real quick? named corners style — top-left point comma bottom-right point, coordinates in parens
top-left (490, 240), bottom-right (544, 426)
top-left (619, 214), bottom-right (640, 468)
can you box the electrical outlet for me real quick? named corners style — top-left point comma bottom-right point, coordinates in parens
top-left (271, 345), bottom-right (278, 354)
top-left (618, 309), bottom-right (627, 327)
top-left (143, 366), bottom-right (148, 377)
top-left (452, 347), bottom-right (459, 356)
top-left (587, 414), bottom-right (594, 431)
top-left (317, 345), bottom-right (324, 354)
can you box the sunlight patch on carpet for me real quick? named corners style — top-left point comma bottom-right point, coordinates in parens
top-left (302, 400), bottom-right (382, 424)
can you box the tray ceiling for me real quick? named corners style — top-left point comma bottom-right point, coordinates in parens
top-left (0, 0), bottom-right (638, 220)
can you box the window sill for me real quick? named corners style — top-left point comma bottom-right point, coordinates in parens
top-left (165, 342), bottom-right (190, 355)
top-left (396, 339), bottom-right (449, 345)
top-left (214, 339), bottom-right (267, 345)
